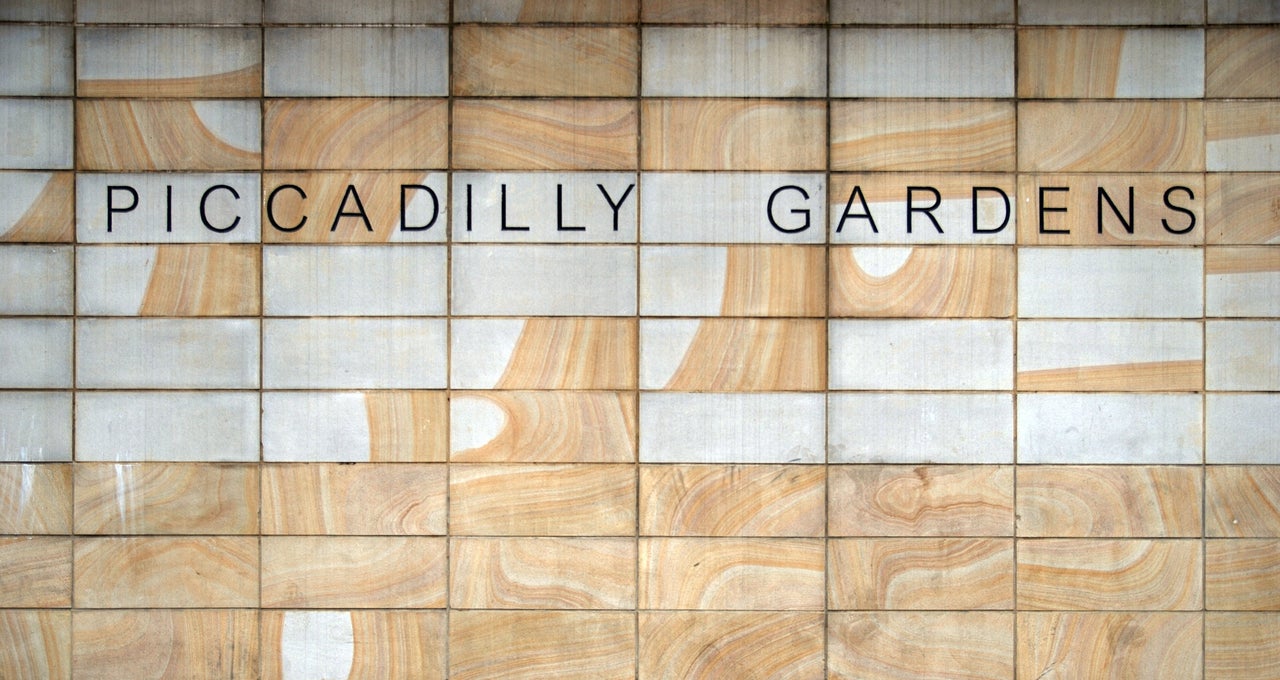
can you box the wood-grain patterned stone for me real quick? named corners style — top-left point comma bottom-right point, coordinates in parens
top-left (1018, 539), bottom-right (1202, 610)
top-left (640, 318), bottom-right (825, 391)
top-left (74, 463), bottom-right (257, 535)
top-left (1207, 174), bottom-right (1280, 244)
top-left (1207, 467), bottom-right (1280, 538)
top-left (1207, 539), bottom-right (1280, 610)
top-left (639, 537), bottom-right (824, 610)
top-left (261, 464), bottom-right (446, 535)
top-left (640, 465), bottom-right (824, 537)
top-left (829, 246), bottom-right (1014, 317)
top-left (828, 173), bottom-right (1017, 244)
top-left (261, 391), bottom-right (446, 462)
top-left (638, 612), bottom-right (824, 680)
top-left (1017, 612), bottom-right (1201, 680)
top-left (640, 245), bottom-right (826, 317)
top-left (77, 100), bottom-right (259, 171)
top-left (1206, 612), bottom-right (1280, 679)
top-left (1016, 320), bottom-right (1203, 392)
top-left (828, 611), bottom-right (1013, 680)
top-left (74, 537), bottom-right (256, 608)
top-left (641, 99), bottom-right (824, 171)
top-left (76, 245), bottom-right (260, 316)
top-left (1208, 28), bottom-right (1280, 97)
top-left (0, 464), bottom-right (70, 534)
top-left (1019, 102), bottom-right (1203, 172)
top-left (450, 391), bottom-right (635, 463)
top-left (261, 610), bottom-right (445, 680)
top-left (1208, 101), bottom-right (1280, 171)
top-left (828, 538), bottom-right (1014, 610)
top-left (0, 611), bottom-right (68, 680)
top-left (450, 537), bottom-right (635, 609)
top-left (450, 464), bottom-right (635, 536)
top-left (455, 0), bottom-right (638, 22)
top-left (828, 465), bottom-right (1014, 536)
top-left (453, 99), bottom-right (637, 170)
top-left (77, 27), bottom-right (261, 98)
top-left (1207, 247), bottom-right (1280, 316)
top-left (1018, 28), bottom-right (1203, 98)
top-left (1018, 466), bottom-right (1202, 538)
top-left (451, 318), bottom-right (637, 390)
top-left (261, 536), bottom-right (446, 609)
top-left (1015, 174), bottom-right (1204, 245)
top-left (453, 27), bottom-right (637, 97)
top-left (449, 611), bottom-right (634, 680)
top-left (641, 0), bottom-right (826, 23)
top-left (264, 99), bottom-right (447, 170)
top-left (831, 101), bottom-right (1014, 172)
top-left (0, 173), bottom-right (73, 242)
top-left (72, 610), bottom-right (257, 680)
top-left (261, 172), bottom-right (447, 244)
top-left (0, 538), bottom-right (70, 607)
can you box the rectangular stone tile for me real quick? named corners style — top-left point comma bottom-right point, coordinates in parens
top-left (829, 319), bottom-right (1012, 389)
top-left (0, 538), bottom-right (70, 607)
top-left (449, 464), bottom-right (635, 536)
top-left (452, 246), bottom-right (636, 315)
top-left (77, 100), bottom-right (259, 171)
top-left (261, 464), bottom-right (446, 535)
top-left (1207, 467), bottom-right (1280, 537)
top-left (1208, 174), bottom-right (1280, 245)
top-left (642, 0), bottom-right (824, 22)
top-left (1018, 248), bottom-right (1203, 318)
top-left (263, 245), bottom-right (445, 315)
top-left (456, 0), bottom-right (637, 22)
top-left (451, 537), bottom-right (635, 609)
top-left (1018, 393), bottom-right (1202, 464)
top-left (640, 537), bottom-right (824, 610)
top-left (1018, 28), bottom-right (1202, 98)
top-left (830, 246), bottom-right (1014, 317)
top-left (1019, 0), bottom-right (1203, 24)
top-left (642, 173), bottom-right (826, 244)
top-left (454, 101), bottom-right (636, 171)
top-left (829, 537), bottom-right (1014, 610)
top-left (1207, 539), bottom-right (1280, 610)
top-left (0, 0), bottom-right (71, 21)
top-left (0, 26), bottom-right (72, 96)
top-left (642, 99), bottom-right (825, 171)
top-left (640, 245), bottom-right (825, 317)
top-left (1020, 102), bottom-right (1203, 172)
top-left (452, 172), bottom-right (637, 240)
top-left (77, 173), bottom-right (261, 243)
top-left (73, 610), bottom-right (256, 680)
top-left (263, 318), bottom-right (445, 389)
top-left (0, 393), bottom-right (71, 462)
top-left (0, 173), bottom-right (73, 242)
top-left (831, 101), bottom-right (1015, 172)
top-left (1018, 539), bottom-right (1202, 610)
top-left (1206, 612), bottom-right (1280, 679)
top-left (639, 393), bottom-right (825, 464)
top-left (265, 0), bottom-right (446, 22)
top-left (77, 27), bottom-right (260, 97)
top-left (642, 27), bottom-right (826, 97)
top-left (77, 318), bottom-right (258, 389)
top-left (1017, 320), bottom-right (1202, 391)
top-left (1017, 466), bottom-right (1202, 538)
top-left (828, 173), bottom-right (1017, 244)
top-left (0, 611), bottom-right (69, 680)
top-left (262, 610), bottom-right (444, 680)
top-left (829, 465), bottom-right (1014, 536)
top-left (828, 612), bottom-right (1013, 680)
top-left (76, 391), bottom-right (258, 462)
top-left (0, 100), bottom-right (71, 169)
top-left (641, 318), bottom-right (825, 391)
top-left (262, 391), bottom-right (446, 462)
top-left (1208, 28), bottom-right (1280, 97)
top-left (74, 537), bottom-right (257, 608)
top-left (1210, 0), bottom-right (1280, 23)
top-left (265, 27), bottom-right (447, 96)
top-left (1017, 613), bottom-right (1201, 680)
top-left (640, 465), bottom-right (824, 537)
top-left (262, 172), bottom-right (445, 243)
top-left (1208, 321), bottom-right (1280, 390)
top-left (454, 26), bottom-right (636, 97)
top-left (830, 28), bottom-right (1013, 98)
top-left (80, 0), bottom-right (261, 22)
top-left (265, 99), bottom-right (446, 170)
top-left (1208, 101), bottom-right (1280, 171)
top-left (451, 319), bottom-right (635, 390)
top-left (829, 393), bottom-right (1013, 464)
top-left (0, 319), bottom-right (70, 388)
top-left (261, 536), bottom-right (446, 609)
top-left (451, 391), bottom-right (635, 463)
top-left (639, 612), bottom-right (824, 680)
top-left (1208, 394), bottom-right (1280, 464)
top-left (450, 611), bottom-right (634, 680)
top-left (0, 246), bottom-right (71, 315)
top-left (1016, 174), bottom-right (1204, 245)
top-left (74, 463), bottom-right (257, 535)
top-left (0, 464), bottom-right (70, 534)
top-left (77, 245), bottom-right (260, 316)
top-left (1208, 247), bottom-right (1280, 316)
top-left (832, 0), bottom-right (1012, 22)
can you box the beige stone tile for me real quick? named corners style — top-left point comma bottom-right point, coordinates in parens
top-left (1017, 321), bottom-right (1203, 392)
top-left (829, 465), bottom-right (1014, 537)
top-left (828, 611), bottom-right (1013, 680)
top-left (261, 171), bottom-right (446, 243)
top-left (452, 246), bottom-right (636, 315)
top-left (1018, 247), bottom-right (1203, 317)
top-left (642, 99), bottom-right (825, 171)
top-left (453, 100), bottom-right (637, 170)
top-left (262, 464), bottom-right (445, 535)
top-left (261, 610), bottom-right (445, 680)
top-left (0, 246), bottom-right (71, 315)
top-left (1208, 394), bottom-right (1280, 464)
top-left (1208, 321), bottom-right (1280, 390)
top-left (262, 392), bottom-right (446, 462)
top-left (450, 537), bottom-right (635, 608)
top-left (1206, 612), bottom-right (1280, 679)
top-left (830, 28), bottom-right (1013, 98)
top-left (829, 319), bottom-right (1012, 390)
top-left (1208, 28), bottom-right (1280, 97)
top-left (0, 537), bottom-right (70, 607)
top-left (264, 99), bottom-right (446, 170)
top-left (0, 319), bottom-right (70, 388)
top-left (640, 245), bottom-right (826, 317)
top-left (265, 27), bottom-right (447, 97)
top-left (263, 245), bottom-right (445, 316)
top-left (642, 0), bottom-right (824, 23)
top-left (1208, 174), bottom-right (1280, 244)
top-left (639, 537), bottom-right (824, 609)
top-left (1208, 247), bottom-right (1280, 316)
top-left (80, 0), bottom-right (261, 22)
top-left (0, 464), bottom-right (70, 534)
top-left (832, 0), bottom-right (1012, 23)
top-left (261, 536), bottom-right (446, 609)
top-left (1018, 393), bottom-right (1202, 465)
top-left (1207, 466), bottom-right (1280, 538)
top-left (449, 611), bottom-right (634, 680)
top-left (642, 172), bottom-right (826, 244)
top-left (74, 463), bottom-right (257, 535)
top-left (450, 464), bottom-right (635, 536)
top-left (0, 173), bottom-right (73, 243)
top-left (1018, 539), bottom-right (1202, 610)
top-left (640, 318), bottom-right (825, 391)
top-left (1209, 101), bottom-right (1280, 172)
top-left (1018, 28), bottom-right (1202, 98)
top-left (76, 173), bottom-right (261, 243)
top-left (77, 27), bottom-right (260, 98)
top-left (639, 612), bottom-right (824, 680)
top-left (451, 391), bottom-right (635, 463)
top-left (830, 246), bottom-right (1014, 317)
top-left (1210, 0), bottom-right (1280, 23)
top-left (75, 392), bottom-right (259, 462)
top-left (640, 393), bottom-right (825, 464)
top-left (265, 0), bottom-right (446, 22)
top-left (0, 611), bottom-right (69, 680)
top-left (0, 26), bottom-right (72, 96)
top-left (829, 173), bottom-right (1017, 244)
top-left (0, 100), bottom-right (72, 169)
top-left (829, 393), bottom-right (1014, 464)
top-left (643, 27), bottom-right (826, 97)
top-left (830, 537), bottom-right (1013, 610)
top-left (452, 173), bottom-right (638, 241)
top-left (451, 318), bottom-right (637, 390)
top-left (263, 319), bottom-right (446, 389)
top-left (0, 0), bottom-right (71, 21)
top-left (454, 26), bottom-right (636, 97)
top-left (74, 537), bottom-right (256, 608)
top-left (76, 318), bottom-right (259, 389)
top-left (1207, 539), bottom-right (1280, 610)
top-left (832, 101), bottom-right (1014, 172)
top-left (1016, 174), bottom-right (1204, 245)
top-left (77, 245), bottom-right (260, 317)
top-left (456, 0), bottom-right (637, 22)
top-left (73, 610), bottom-right (256, 680)
top-left (640, 465), bottom-right (824, 537)
top-left (0, 393), bottom-right (70, 463)
top-left (1018, 466), bottom-right (1202, 538)
top-left (1019, 0), bottom-right (1203, 24)
top-left (1017, 613), bottom-right (1202, 680)
top-left (77, 100), bottom-right (259, 171)
top-left (1020, 101), bottom-right (1203, 172)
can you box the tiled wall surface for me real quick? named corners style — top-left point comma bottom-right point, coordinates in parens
top-left (1, 0), bottom-right (1279, 678)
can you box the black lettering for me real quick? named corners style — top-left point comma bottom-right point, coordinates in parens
top-left (1039, 186), bottom-right (1070, 234)
top-left (906, 186), bottom-right (942, 234)
top-left (465, 183), bottom-right (473, 232)
top-left (767, 184), bottom-right (811, 234)
top-left (972, 186), bottom-right (1010, 234)
top-left (500, 183), bottom-right (528, 231)
top-left (200, 184), bottom-right (240, 233)
top-left (1097, 186), bottom-right (1135, 234)
top-left (597, 183), bottom-right (634, 232)
top-left (556, 183), bottom-right (585, 231)
top-left (1162, 185), bottom-right (1197, 234)
top-left (106, 185), bottom-right (138, 233)
top-left (165, 184), bottom-right (173, 233)
top-left (266, 184), bottom-right (306, 232)
top-left (835, 185), bottom-right (876, 234)
top-left (399, 184), bottom-right (438, 231)
top-left (331, 184), bottom-right (372, 232)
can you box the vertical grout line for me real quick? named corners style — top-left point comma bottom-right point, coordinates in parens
top-left (69, 2), bottom-right (79, 676)
top-left (444, 2), bottom-right (454, 674)
top-left (633, 7), bottom-right (643, 675)
top-left (256, 2), bottom-right (266, 674)
top-left (1011, 3), bottom-right (1020, 676)
top-left (822, 1), bottom-right (832, 676)
top-left (1200, 3), bottom-right (1209, 675)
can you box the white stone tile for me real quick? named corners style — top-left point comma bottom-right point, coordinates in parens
top-left (76, 173), bottom-right (261, 243)
top-left (263, 392), bottom-right (372, 462)
top-left (1112, 29), bottom-right (1204, 98)
top-left (0, 173), bottom-right (63, 237)
top-left (1019, 0), bottom-right (1204, 24)
top-left (278, 611), bottom-right (355, 680)
top-left (0, 26), bottom-right (73, 96)
top-left (0, 100), bottom-right (71, 170)
top-left (451, 245), bottom-right (636, 316)
top-left (829, 319), bottom-right (1013, 390)
top-left (832, 0), bottom-right (1014, 23)
top-left (263, 318), bottom-right (447, 389)
top-left (263, 245), bottom-right (447, 316)
top-left (78, 0), bottom-right (262, 23)
top-left (76, 319), bottom-right (260, 389)
top-left (74, 246), bottom-right (154, 315)
top-left (0, 392), bottom-right (71, 462)
top-left (640, 319), bottom-right (701, 389)
top-left (1209, 0), bottom-right (1280, 23)
top-left (641, 173), bottom-right (826, 244)
top-left (0, 0), bottom-right (72, 21)
top-left (1207, 393), bottom-right (1280, 463)
top-left (830, 29), bottom-right (1014, 98)
top-left (828, 392), bottom-right (1013, 464)
top-left (266, 0), bottom-right (447, 23)
top-left (1207, 321), bottom-right (1280, 390)
top-left (639, 246), bottom-right (728, 317)
top-left (642, 27), bottom-right (826, 97)
top-left (0, 246), bottom-right (72, 315)
top-left (1018, 248), bottom-right (1203, 318)
top-left (264, 27), bottom-right (448, 96)
top-left (1208, 109), bottom-right (1280, 172)
top-left (452, 173), bottom-right (637, 243)
top-left (0, 319), bottom-right (71, 388)
top-left (449, 319), bottom-right (526, 390)
top-left (638, 392), bottom-right (825, 463)
top-left (1017, 393), bottom-right (1202, 464)
top-left (76, 391), bottom-right (259, 462)
top-left (1017, 320), bottom-right (1203, 373)
top-left (829, 183), bottom-right (1017, 245)
top-left (1208, 266), bottom-right (1280, 317)
top-left (77, 27), bottom-right (260, 89)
